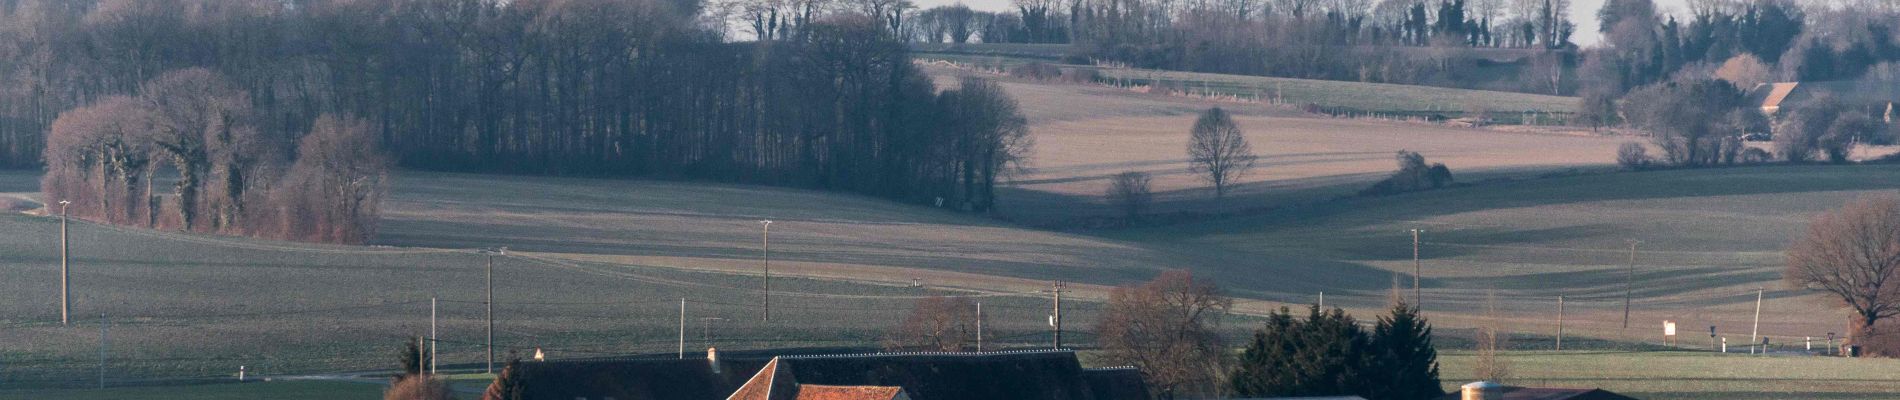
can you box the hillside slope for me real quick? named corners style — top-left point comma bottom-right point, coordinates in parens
top-left (921, 64), bottom-right (1624, 225)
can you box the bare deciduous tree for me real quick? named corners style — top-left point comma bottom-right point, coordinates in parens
top-left (1471, 291), bottom-right (1511, 382)
top-left (1098, 270), bottom-right (1233, 399)
top-left (1186, 107), bottom-right (1257, 198)
top-left (885, 296), bottom-right (978, 352)
top-left (1714, 54), bottom-right (1771, 91)
top-left (266, 114), bottom-right (390, 244)
top-left (1785, 194), bottom-right (1900, 356)
top-left (1615, 141), bottom-right (1650, 170)
top-left (1106, 171), bottom-right (1153, 221)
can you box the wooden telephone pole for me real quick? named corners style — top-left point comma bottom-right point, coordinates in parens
top-left (1623, 240), bottom-right (1639, 329)
top-left (760, 220), bottom-right (772, 323)
top-left (1410, 229), bottom-right (1425, 308)
top-left (59, 200), bottom-right (71, 326)
top-left (1049, 281), bottom-right (1067, 349)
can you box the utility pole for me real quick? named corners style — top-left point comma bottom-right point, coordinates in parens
top-left (1049, 281), bottom-right (1066, 350)
top-left (1751, 287), bottom-right (1764, 354)
top-left (701, 317), bottom-right (725, 347)
top-left (1556, 295), bottom-right (1564, 351)
top-left (98, 312), bottom-right (107, 389)
top-left (1411, 229), bottom-right (1423, 307)
top-left (1318, 291), bottom-right (1325, 309)
top-left (976, 301), bottom-right (984, 352)
top-left (679, 298), bottom-right (686, 359)
top-left (417, 336), bottom-right (426, 377)
top-left (479, 247), bottom-right (505, 374)
top-left (430, 297), bottom-right (438, 375)
top-left (59, 200), bottom-right (70, 326)
top-left (760, 220), bottom-right (772, 323)
top-left (1623, 239), bottom-right (1639, 329)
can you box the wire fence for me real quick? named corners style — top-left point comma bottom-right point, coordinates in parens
top-left (0, 216), bottom-right (1855, 390)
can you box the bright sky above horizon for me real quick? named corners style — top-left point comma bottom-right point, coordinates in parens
top-left (905, 0), bottom-right (1699, 47)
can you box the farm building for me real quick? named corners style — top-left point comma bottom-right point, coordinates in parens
top-left (490, 348), bottom-right (1150, 400)
top-left (1750, 81), bottom-right (1900, 118)
top-left (1438, 381), bottom-right (1639, 400)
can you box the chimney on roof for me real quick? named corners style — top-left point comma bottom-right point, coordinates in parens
top-left (708, 347), bottom-right (721, 374)
top-left (1462, 381), bottom-right (1504, 400)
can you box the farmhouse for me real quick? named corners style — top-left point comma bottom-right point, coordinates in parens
top-left (1750, 81), bottom-right (1900, 118)
top-left (493, 348), bottom-right (1150, 400)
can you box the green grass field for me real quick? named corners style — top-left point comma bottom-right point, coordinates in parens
top-left (916, 53), bottom-right (1579, 115)
top-left (1438, 350), bottom-right (1900, 399)
top-left (0, 380), bottom-right (382, 400)
top-left (1116, 164), bottom-right (1900, 339)
top-left (4, 159), bottom-right (1900, 398)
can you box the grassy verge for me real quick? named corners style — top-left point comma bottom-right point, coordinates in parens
top-left (0, 380), bottom-right (383, 400)
top-left (1438, 350), bottom-right (1900, 399)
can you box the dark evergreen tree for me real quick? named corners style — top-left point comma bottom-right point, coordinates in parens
top-left (398, 337), bottom-right (429, 377)
top-left (1231, 306), bottom-right (1373, 398)
top-left (1364, 301), bottom-right (1444, 400)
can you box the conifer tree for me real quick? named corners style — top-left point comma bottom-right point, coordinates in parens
top-left (1230, 305), bottom-right (1372, 398)
top-left (1366, 300), bottom-right (1444, 400)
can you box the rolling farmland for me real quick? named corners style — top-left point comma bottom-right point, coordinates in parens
top-left (920, 64), bottom-right (1624, 225)
top-left (2, 64), bottom-right (1898, 398)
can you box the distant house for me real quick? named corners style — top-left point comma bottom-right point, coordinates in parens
top-left (500, 348), bottom-right (1150, 400)
top-left (1749, 81), bottom-right (1900, 119)
top-left (1438, 381), bottom-right (1639, 400)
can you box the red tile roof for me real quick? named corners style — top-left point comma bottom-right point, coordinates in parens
top-left (794, 385), bottom-right (906, 400)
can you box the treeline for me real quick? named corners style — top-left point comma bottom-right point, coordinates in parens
top-left (1581, 0), bottom-right (1900, 167)
top-left (1, 0), bottom-right (1031, 218)
top-left (889, 0), bottom-right (1586, 93)
top-left (44, 69), bottom-right (389, 244)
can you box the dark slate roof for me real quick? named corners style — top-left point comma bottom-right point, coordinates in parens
top-left (512, 358), bottom-right (756, 400)
top-left (1080, 367), bottom-right (1150, 400)
top-left (509, 350), bottom-right (1150, 400)
top-left (773, 350), bottom-right (1131, 400)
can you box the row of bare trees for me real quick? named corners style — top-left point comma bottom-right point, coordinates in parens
top-left (2, 0), bottom-right (1031, 212)
top-left (42, 69), bottom-right (388, 244)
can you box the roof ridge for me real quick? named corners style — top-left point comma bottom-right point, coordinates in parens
top-left (778, 348), bottom-right (1076, 360)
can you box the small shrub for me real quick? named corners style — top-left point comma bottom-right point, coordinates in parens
top-left (1061, 68), bottom-right (1100, 84)
top-left (1740, 147), bottom-right (1774, 164)
top-left (1008, 62), bottom-right (1063, 80)
top-left (386, 376), bottom-right (455, 400)
top-left (1359, 151), bottom-right (1452, 196)
top-left (1823, 111), bottom-right (1880, 163)
top-left (1106, 171), bottom-right (1153, 222)
top-left (1616, 142), bottom-right (1650, 170)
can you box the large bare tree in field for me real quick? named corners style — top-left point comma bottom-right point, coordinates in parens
top-left (1785, 194), bottom-right (1900, 355)
top-left (1186, 107), bottom-right (1256, 197)
top-left (885, 296), bottom-right (979, 352)
top-left (1098, 270), bottom-right (1233, 399)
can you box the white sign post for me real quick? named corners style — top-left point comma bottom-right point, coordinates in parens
top-left (1664, 321), bottom-right (1677, 346)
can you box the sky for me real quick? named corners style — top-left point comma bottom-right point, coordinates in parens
top-left (906, 0), bottom-right (1701, 47)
